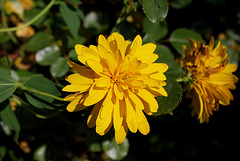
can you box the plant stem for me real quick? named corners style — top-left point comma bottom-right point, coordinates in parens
top-left (0, 0), bottom-right (56, 33)
top-left (17, 83), bottom-right (63, 101)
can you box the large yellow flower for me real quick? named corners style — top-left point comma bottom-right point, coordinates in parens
top-left (63, 33), bottom-right (168, 143)
top-left (182, 37), bottom-right (238, 123)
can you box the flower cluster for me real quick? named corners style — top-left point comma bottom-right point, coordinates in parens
top-left (63, 33), bottom-right (168, 143)
top-left (182, 37), bottom-right (238, 123)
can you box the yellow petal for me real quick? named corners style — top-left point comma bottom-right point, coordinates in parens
top-left (75, 44), bottom-right (100, 65)
top-left (127, 111), bottom-right (137, 133)
top-left (141, 63), bottom-right (168, 74)
top-left (114, 84), bottom-right (124, 100)
top-left (62, 84), bottom-right (91, 92)
top-left (67, 61), bottom-right (97, 79)
top-left (98, 34), bottom-right (112, 53)
top-left (115, 122), bottom-right (128, 144)
top-left (84, 88), bottom-right (109, 106)
top-left (86, 59), bottom-right (104, 76)
top-left (127, 91), bottom-right (144, 110)
top-left (87, 101), bottom-right (102, 128)
top-left (148, 86), bottom-right (168, 97)
top-left (112, 32), bottom-right (125, 59)
top-left (63, 92), bottom-right (79, 101)
top-left (95, 77), bottom-right (111, 88)
top-left (136, 89), bottom-right (159, 113)
top-left (100, 91), bottom-right (114, 119)
top-left (113, 98), bottom-right (123, 131)
top-left (222, 64), bottom-right (238, 73)
top-left (66, 73), bottom-right (94, 85)
top-left (150, 72), bottom-right (167, 81)
top-left (96, 104), bottom-right (113, 135)
top-left (137, 111), bottom-right (150, 135)
top-left (209, 72), bottom-right (238, 85)
top-left (66, 94), bottom-right (87, 112)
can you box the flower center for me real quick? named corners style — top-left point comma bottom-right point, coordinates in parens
top-left (111, 71), bottom-right (135, 91)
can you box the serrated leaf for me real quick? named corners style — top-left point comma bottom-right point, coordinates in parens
top-left (142, 0), bottom-right (168, 24)
top-left (60, 3), bottom-right (80, 39)
top-left (25, 32), bottom-right (54, 51)
top-left (0, 100), bottom-right (20, 144)
top-left (102, 137), bottom-right (129, 160)
top-left (154, 78), bottom-right (182, 115)
top-left (24, 75), bottom-right (61, 110)
top-left (0, 68), bottom-right (17, 103)
top-left (169, 28), bottom-right (205, 56)
top-left (50, 57), bottom-right (69, 77)
top-left (35, 45), bottom-right (61, 66)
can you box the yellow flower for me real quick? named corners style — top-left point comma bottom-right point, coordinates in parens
top-left (182, 37), bottom-right (238, 123)
top-left (63, 33), bottom-right (168, 143)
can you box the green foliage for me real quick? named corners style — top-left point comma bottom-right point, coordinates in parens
top-left (24, 75), bottom-right (61, 109)
top-left (50, 57), bottom-right (69, 78)
top-left (25, 32), bottom-right (54, 51)
top-left (0, 68), bottom-right (17, 103)
top-left (0, 0), bottom-right (239, 160)
top-left (0, 100), bottom-right (20, 144)
top-left (142, 18), bottom-right (168, 43)
top-left (60, 3), bottom-right (81, 39)
top-left (142, 0), bottom-right (168, 24)
top-left (35, 45), bottom-right (61, 66)
top-left (155, 78), bottom-right (182, 115)
top-left (102, 138), bottom-right (129, 160)
top-left (170, 28), bottom-right (205, 56)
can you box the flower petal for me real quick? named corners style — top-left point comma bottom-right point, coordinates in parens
top-left (87, 101), bottom-right (102, 128)
top-left (84, 87), bottom-right (109, 106)
top-left (115, 121), bottom-right (128, 144)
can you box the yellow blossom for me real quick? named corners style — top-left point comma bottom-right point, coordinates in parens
top-left (182, 37), bottom-right (238, 123)
top-left (63, 33), bottom-right (168, 143)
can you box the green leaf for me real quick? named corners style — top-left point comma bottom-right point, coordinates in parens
top-left (169, 28), bottom-right (205, 56)
top-left (0, 33), bottom-right (10, 43)
top-left (34, 144), bottom-right (47, 161)
top-left (102, 137), bottom-right (129, 160)
top-left (142, 18), bottom-right (168, 43)
top-left (0, 68), bottom-right (17, 103)
top-left (35, 45), bottom-right (61, 66)
top-left (64, 35), bottom-right (86, 49)
top-left (70, 0), bottom-right (82, 5)
top-left (155, 44), bottom-right (175, 61)
top-left (24, 75), bottom-right (61, 109)
top-left (25, 32), bottom-right (54, 51)
top-left (83, 11), bottom-right (109, 35)
top-left (60, 3), bottom-right (80, 39)
top-left (160, 59), bottom-right (183, 79)
top-left (154, 78), bottom-right (182, 115)
top-left (0, 146), bottom-right (7, 160)
top-left (220, 38), bottom-right (239, 65)
top-left (170, 0), bottom-right (193, 9)
top-left (142, 0), bottom-right (168, 24)
top-left (0, 100), bottom-right (21, 144)
top-left (50, 57), bottom-right (69, 77)
top-left (68, 49), bottom-right (78, 62)
top-left (155, 45), bottom-right (183, 79)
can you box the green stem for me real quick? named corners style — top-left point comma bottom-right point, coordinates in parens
top-left (0, 0), bottom-right (56, 33)
top-left (17, 83), bottom-right (63, 101)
